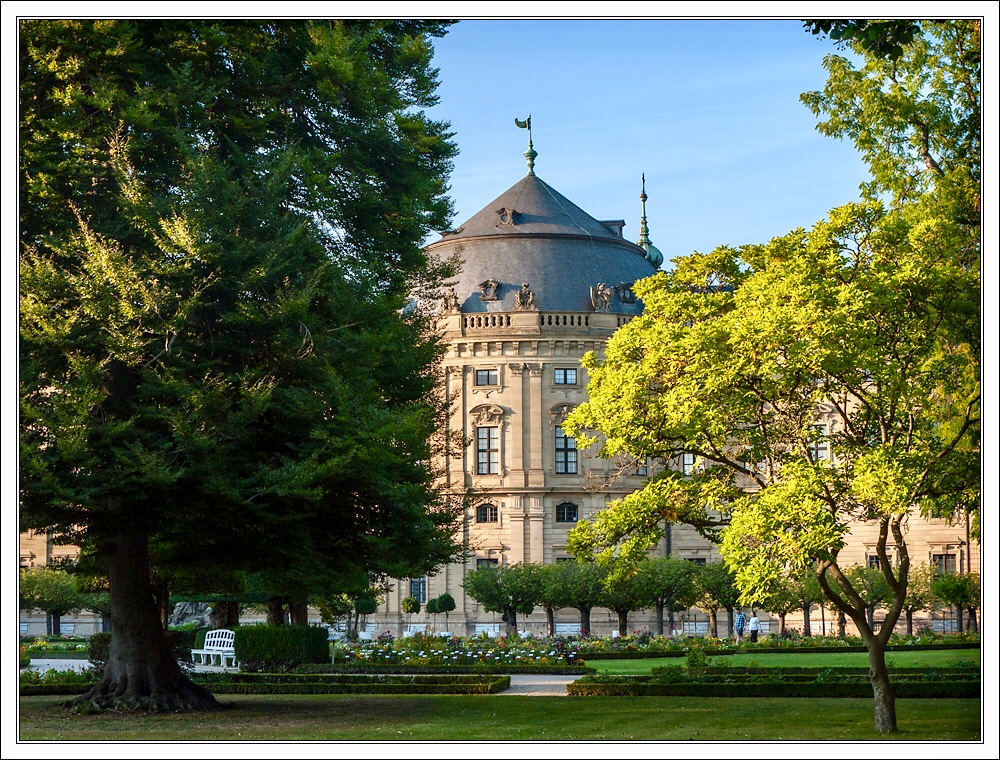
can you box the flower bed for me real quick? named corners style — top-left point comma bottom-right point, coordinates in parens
top-left (332, 631), bottom-right (583, 670)
top-left (576, 631), bottom-right (980, 659)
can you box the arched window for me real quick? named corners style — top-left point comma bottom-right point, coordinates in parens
top-left (556, 502), bottom-right (579, 523)
top-left (476, 503), bottom-right (499, 523)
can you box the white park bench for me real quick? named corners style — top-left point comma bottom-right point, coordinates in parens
top-left (191, 629), bottom-right (238, 668)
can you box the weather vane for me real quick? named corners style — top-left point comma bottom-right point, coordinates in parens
top-left (515, 115), bottom-right (537, 175)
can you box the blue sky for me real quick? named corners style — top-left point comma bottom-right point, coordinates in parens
top-left (425, 18), bottom-right (876, 265)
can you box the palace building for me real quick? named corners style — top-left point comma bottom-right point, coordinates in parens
top-left (20, 139), bottom-right (978, 640)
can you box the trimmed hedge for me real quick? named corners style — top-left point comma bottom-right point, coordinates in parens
top-left (580, 642), bottom-right (981, 660)
top-left (234, 625), bottom-right (329, 671)
top-left (567, 680), bottom-right (980, 698)
top-left (194, 672), bottom-right (510, 695)
top-left (88, 630), bottom-right (196, 673)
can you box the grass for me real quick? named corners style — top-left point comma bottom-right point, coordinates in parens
top-left (18, 694), bottom-right (980, 741)
top-left (588, 648), bottom-right (982, 674)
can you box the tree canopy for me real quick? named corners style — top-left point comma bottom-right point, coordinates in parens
top-left (562, 19), bottom-right (979, 734)
top-left (20, 19), bottom-right (461, 711)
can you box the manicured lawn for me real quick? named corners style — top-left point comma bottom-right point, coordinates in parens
top-left (588, 648), bottom-right (981, 674)
top-left (19, 694), bottom-right (980, 741)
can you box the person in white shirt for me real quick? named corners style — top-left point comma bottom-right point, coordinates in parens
top-left (748, 610), bottom-right (761, 643)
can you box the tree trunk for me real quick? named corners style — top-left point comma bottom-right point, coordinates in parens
top-left (656, 603), bottom-right (665, 636)
top-left (838, 610), bottom-right (847, 637)
top-left (802, 604), bottom-right (812, 636)
top-left (73, 529), bottom-right (218, 712)
top-left (955, 606), bottom-right (963, 634)
top-left (545, 605), bottom-right (555, 637)
top-left (966, 606), bottom-right (978, 633)
top-left (708, 609), bottom-right (718, 638)
top-left (289, 599), bottom-right (309, 626)
top-left (905, 610), bottom-right (914, 636)
top-left (617, 610), bottom-right (629, 637)
top-left (50, 611), bottom-right (61, 637)
top-left (866, 637), bottom-right (898, 733)
top-left (266, 596), bottom-right (287, 626)
top-left (724, 607), bottom-right (734, 640)
top-left (579, 607), bottom-right (592, 636)
top-left (779, 612), bottom-right (786, 634)
top-left (152, 578), bottom-right (171, 629)
top-left (225, 601), bottom-right (240, 628)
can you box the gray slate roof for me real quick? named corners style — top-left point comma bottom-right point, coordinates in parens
top-left (427, 174), bottom-right (657, 314)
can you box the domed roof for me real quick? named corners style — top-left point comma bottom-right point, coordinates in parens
top-left (427, 174), bottom-right (657, 314)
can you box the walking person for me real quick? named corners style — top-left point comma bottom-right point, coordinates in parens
top-left (733, 607), bottom-right (746, 643)
top-left (748, 610), bottom-right (760, 643)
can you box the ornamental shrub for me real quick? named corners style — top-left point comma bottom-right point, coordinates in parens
top-left (234, 624), bottom-right (329, 672)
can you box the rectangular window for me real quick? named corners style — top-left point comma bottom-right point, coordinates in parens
top-left (636, 457), bottom-right (648, 476)
top-left (556, 503), bottom-right (579, 523)
top-left (685, 557), bottom-right (707, 565)
top-left (475, 369), bottom-right (498, 386)
top-left (867, 554), bottom-right (881, 569)
top-left (555, 426), bottom-right (577, 474)
top-left (554, 368), bottom-right (577, 385)
top-left (409, 576), bottom-right (427, 604)
top-left (932, 553), bottom-right (956, 575)
top-left (810, 424), bottom-right (828, 461)
top-left (476, 558), bottom-right (499, 569)
top-left (477, 426), bottom-right (499, 475)
top-left (682, 453), bottom-right (696, 476)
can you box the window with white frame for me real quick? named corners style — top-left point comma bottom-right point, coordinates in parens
top-left (556, 502), bottom-right (579, 523)
top-left (409, 576), bottom-right (427, 604)
top-left (554, 368), bottom-right (577, 385)
top-left (555, 426), bottom-right (577, 474)
top-left (476, 503), bottom-right (499, 523)
top-left (475, 368), bottom-right (499, 386)
top-left (477, 426), bottom-right (499, 475)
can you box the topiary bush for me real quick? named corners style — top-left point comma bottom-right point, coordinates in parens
top-left (234, 624), bottom-right (330, 672)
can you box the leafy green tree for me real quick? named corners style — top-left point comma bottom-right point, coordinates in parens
top-left (564, 21), bottom-right (979, 732)
top-left (461, 563), bottom-right (539, 635)
top-left (753, 575), bottom-right (799, 635)
top-left (634, 556), bottom-right (700, 636)
top-left (425, 595), bottom-right (441, 627)
top-left (598, 560), bottom-right (647, 637)
top-left (803, 20), bottom-right (922, 60)
top-left (694, 561), bottom-right (741, 639)
top-left (801, 20), bottom-right (981, 247)
top-left (556, 561), bottom-right (607, 637)
top-left (844, 565), bottom-right (893, 630)
top-left (931, 572), bottom-right (980, 634)
top-left (20, 19), bottom-right (460, 712)
top-left (433, 593), bottom-right (456, 631)
top-left (19, 566), bottom-right (84, 636)
top-left (535, 564), bottom-right (568, 636)
top-left (901, 562), bottom-right (938, 636)
top-left (792, 568), bottom-right (826, 637)
top-left (401, 596), bottom-right (421, 628)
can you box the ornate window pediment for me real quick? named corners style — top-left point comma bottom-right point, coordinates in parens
top-left (549, 403), bottom-right (575, 425)
top-left (471, 403), bottom-right (505, 426)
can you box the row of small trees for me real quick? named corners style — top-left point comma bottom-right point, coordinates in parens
top-left (18, 566), bottom-right (110, 635)
top-left (457, 558), bottom-right (980, 638)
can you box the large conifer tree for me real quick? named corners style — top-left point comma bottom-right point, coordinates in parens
top-left (20, 19), bottom-right (461, 711)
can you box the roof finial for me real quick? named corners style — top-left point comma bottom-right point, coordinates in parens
top-left (515, 115), bottom-right (536, 175)
top-left (637, 173), bottom-right (663, 268)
